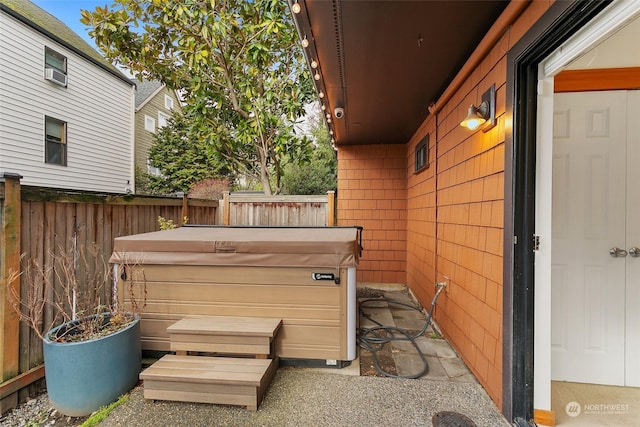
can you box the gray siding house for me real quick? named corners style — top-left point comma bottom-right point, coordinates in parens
top-left (0, 0), bottom-right (135, 193)
top-left (133, 80), bottom-right (181, 177)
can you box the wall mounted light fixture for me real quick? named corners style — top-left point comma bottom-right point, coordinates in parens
top-left (460, 84), bottom-right (496, 131)
top-left (291, 0), bottom-right (301, 14)
top-left (301, 35), bottom-right (309, 48)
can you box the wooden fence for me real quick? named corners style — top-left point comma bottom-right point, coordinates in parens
top-left (219, 191), bottom-right (335, 226)
top-left (0, 175), bottom-right (218, 411)
top-left (1, 176), bottom-right (336, 412)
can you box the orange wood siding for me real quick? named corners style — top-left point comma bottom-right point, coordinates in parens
top-left (555, 67), bottom-right (640, 92)
top-left (336, 145), bottom-right (407, 285)
top-left (410, 2), bottom-right (553, 408)
top-left (335, 1), bottom-right (554, 410)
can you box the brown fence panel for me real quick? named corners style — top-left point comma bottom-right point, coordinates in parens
top-left (220, 192), bottom-right (335, 226)
top-left (1, 183), bottom-right (218, 407)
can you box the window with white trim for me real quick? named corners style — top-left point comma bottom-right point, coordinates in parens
top-left (164, 94), bottom-right (174, 110)
top-left (45, 116), bottom-right (67, 166)
top-left (147, 159), bottom-right (161, 176)
top-left (158, 111), bottom-right (169, 129)
top-left (44, 47), bottom-right (68, 87)
top-left (144, 115), bottom-right (155, 132)
top-left (45, 46), bottom-right (67, 73)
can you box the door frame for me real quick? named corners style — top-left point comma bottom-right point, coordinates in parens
top-left (503, 0), bottom-right (611, 422)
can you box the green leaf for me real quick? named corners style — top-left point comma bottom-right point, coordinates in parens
top-left (84, 0), bottom-right (313, 194)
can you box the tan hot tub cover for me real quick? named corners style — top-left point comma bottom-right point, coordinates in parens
top-left (109, 226), bottom-right (362, 269)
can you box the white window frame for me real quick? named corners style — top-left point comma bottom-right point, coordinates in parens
top-left (146, 159), bottom-right (161, 176)
top-left (144, 115), bottom-right (155, 132)
top-left (164, 94), bottom-right (174, 110)
top-left (158, 111), bottom-right (170, 129)
top-left (45, 46), bottom-right (67, 74)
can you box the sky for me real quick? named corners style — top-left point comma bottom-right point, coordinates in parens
top-left (30, 0), bottom-right (105, 49)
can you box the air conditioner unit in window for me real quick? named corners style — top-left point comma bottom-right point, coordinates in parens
top-left (45, 68), bottom-right (67, 87)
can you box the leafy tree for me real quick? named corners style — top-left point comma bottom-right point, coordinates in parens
top-left (281, 104), bottom-right (337, 195)
top-left (188, 178), bottom-right (232, 200)
top-left (81, 0), bottom-right (314, 195)
top-left (134, 166), bottom-right (154, 195)
top-left (141, 112), bottom-right (232, 195)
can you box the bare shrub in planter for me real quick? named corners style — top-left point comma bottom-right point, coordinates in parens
top-left (7, 243), bottom-right (146, 342)
top-left (6, 242), bottom-right (147, 416)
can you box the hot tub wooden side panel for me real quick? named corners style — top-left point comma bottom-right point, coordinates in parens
top-left (119, 265), bottom-right (350, 360)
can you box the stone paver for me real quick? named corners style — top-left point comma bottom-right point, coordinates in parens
top-left (417, 337), bottom-right (458, 359)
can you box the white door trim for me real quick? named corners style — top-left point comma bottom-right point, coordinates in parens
top-left (542, 0), bottom-right (640, 76)
top-left (534, 1), bottom-right (637, 412)
top-left (533, 71), bottom-right (554, 410)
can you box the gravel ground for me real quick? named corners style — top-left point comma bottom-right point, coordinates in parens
top-left (0, 393), bottom-right (89, 427)
top-left (1, 367), bottom-right (508, 427)
top-left (93, 367), bottom-right (508, 427)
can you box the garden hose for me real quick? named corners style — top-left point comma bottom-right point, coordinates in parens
top-left (357, 283), bottom-right (446, 379)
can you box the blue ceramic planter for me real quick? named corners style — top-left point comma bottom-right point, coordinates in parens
top-left (42, 314), bottom-right (141, 416)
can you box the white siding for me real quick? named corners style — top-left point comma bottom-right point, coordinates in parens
top-left (0, 12), bottom-right (134, 193)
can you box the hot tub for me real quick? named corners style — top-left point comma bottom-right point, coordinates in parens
top-left (110, 226), bottom-right (362, 363)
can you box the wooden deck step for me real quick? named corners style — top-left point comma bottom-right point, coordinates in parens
top-left (140, 354), bottom-right (277, 410)
top-left (167, 316), bottom-right (282, 357)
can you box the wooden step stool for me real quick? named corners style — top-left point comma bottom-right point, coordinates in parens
top-left (166, 316), bottom-right (282, 358)
top-left (140, 354), bottom-right (277, 410)
top-left (140, 316), bottom-right (283, 410)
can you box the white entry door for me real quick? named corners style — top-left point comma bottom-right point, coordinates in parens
top-left (551, 90), bottom-right (640, 386)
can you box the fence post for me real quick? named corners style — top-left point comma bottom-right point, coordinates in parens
top-left (0, 173), bottom-right (22, 413)
top-left (222, 191), bottom-right (230, 225)
top-left (181, 194), bottom-right (188, 226)
top-left (326, 191), bottom-right (335, 226)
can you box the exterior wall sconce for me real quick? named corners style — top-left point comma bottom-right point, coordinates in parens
top-left (460, 84), bottom-right (496, 132)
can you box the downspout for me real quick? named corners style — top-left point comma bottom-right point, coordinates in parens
top-left (129, 84), bottom-right (136, 194)
top-left (429, 0), bottom-right (531, 114)
top-left (434, 111), bottom-right (440, 286)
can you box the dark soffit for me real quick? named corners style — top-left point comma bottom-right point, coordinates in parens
top-left (295, 1), bottom-right (509, 145)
